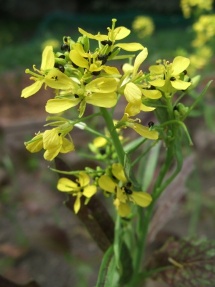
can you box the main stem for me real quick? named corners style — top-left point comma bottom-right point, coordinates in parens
top-left (127, 151), bottom-right (173, 287)
top-left (100, 107), bottom-right (125, 165)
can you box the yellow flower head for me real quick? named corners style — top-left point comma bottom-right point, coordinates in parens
top-left (46, 77), bottom-right (118, 117)
top-left (57, 172), bottom-right (97, 213)
top-left (149, 56), bottom-right (191, 94)
top-left (25, 124), bottom-right (74, 161)
top-left (21, 46), bottom-right (74, 98)
top-left (88, 136), bottom-right (108, 158)
top-left (192, 15), bottom-right (215, 47)
top-left (132, 16), bottom-right (155, 38)
top-left (98, 163), bottom-right (152, 217)
top-left (78, 19), bottom-right (144, 53)
top-left (181, 0), bottom-right (213, 18)
top-left (69, 42), bottom-right (120, 75)
top-left (116, 113), bottom-right (159, 140)
top-left (120, 48), bottom-right (160, 115)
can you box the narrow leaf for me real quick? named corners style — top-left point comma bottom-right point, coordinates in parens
top-left (96, 246), bottom-right (120, 287)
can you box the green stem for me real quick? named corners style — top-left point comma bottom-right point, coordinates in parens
top-left (160, 119), bottom-right (193, 145)
top-left (100, 107), bottom-right (125, 165)
top-left (136, 148), bottom-right (173, 267)
top-left (131, 140), bottom-right (158, 168)
top-left (131, 143), bottom-right (183, 286)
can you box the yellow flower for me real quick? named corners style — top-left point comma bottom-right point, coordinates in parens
top-left (89, 136), bottom-right (108, 156)
top-left (98, 163), bottom-right (152, 217)
top-left (57, 172), bottom-right (97, 213)
top-left (46, 77), bottom-right (118, 117)
top-left (189, 46), bottom-right (212, 73)
top-left (43, 128), bottom-right (74, 160)
top-left (78, 18), bottom-right (144, 52)
top-left (21, 46), bottom-right (75, 98)
top-left (116, 113), bottom-right (159, 140)
top-left (132, 16), bottom-right (155, 38)
top-left (181, 0), bottom-right (213, 18)
top-left (69, 42), bottom-right (120, 75)
top-left (149, 56), bottom-right (191, 94)
top-left (125, 102), bottom-right (155, 116)
top-left (25, 126), bottom-right (74, 161)
top-left (192, 15), bottom-right (215, 47)
top-left (120, 49), bottom-right (160, 114)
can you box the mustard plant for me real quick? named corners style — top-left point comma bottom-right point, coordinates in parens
top-left (21, 19), bottom-right (213, 287)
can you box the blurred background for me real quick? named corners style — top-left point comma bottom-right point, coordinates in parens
top-left (0, 1), bottom-right (215, 286)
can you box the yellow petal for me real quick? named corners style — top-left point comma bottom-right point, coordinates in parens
top-left (78, 27), bottom-right (107, 41)
top-left (93, 137), bottom-right (108, 148)
top-left (46, 98), bottom-right (80, 113)
top-left (21, 80), bottom-right (43, 98)
top-left (115, 42), bottom-right (144, 51)
top-left (69, 50), bottom-right (89, 68)
top-left (57, 177), bottom-right (77, 192)
top-left (112, 163), bottom-right (127, 183)
top-left (86, 77), bottom-right (117, 93)
top-left (74, 195), bottom-right (81, 213)
top-left (125, 102), bottom-right (141, 116)
top-left (85, 92), bottom-right (117, 108)
top-left (122, 63), bottom-right (134, 73)
top-left (140, 103), bottom-right (155, 112)
top-left (89, 64), bottom-right (102, 72)
top-left (172, 56), bottom-right (190, 76)
top-left (132, 123), bottom-right (159, 140)
top-left (43, 129), bottom-right (61, 149)
top-left (102, 65), bottom-right (120, 74)
top-left (133, 48), bottom-right (148, 75)
top-left (83, 185), bottom-right (97, 198)
top-left (98, 175), bottom-right (116, 193)
top-left (60, 138), bottom-right (75, 153)
top-left (72, 43), bottom-right (89, 57)
top-left (131, 191), bottom-right (152, 207)
top-left (116, 187), bottom-right (127, 203)
top-left (171, 80), bottom-right (191, 90)
top-left (45, 69), bottom-right (76, 89)
top-left (124, 82), bottom-right (142, 103)
top-left (141, 89), bottom-right (162, 99)
top-left (149, 79), bottom-right (165, 87)
top-left (41, 46), bottom-right (55, 70)
top-left (44, 146), bottom-right (61, 161)
top-left (25, 134), bottom-right (43, 153)
top-left (79, 172), bottom-right (90, 187)
top-left (149, 65), bottom-right (165, 74)
top-left (110, 26), bottom-right (130, 40)
top-left (116, 202), bottom-right (131, 217)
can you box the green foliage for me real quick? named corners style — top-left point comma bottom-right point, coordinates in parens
top-left (96, 246), bottom-right (119, 287)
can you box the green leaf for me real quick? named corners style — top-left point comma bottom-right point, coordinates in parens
top-left (140, 141), bottom-right (161, 190)
top-left (147, 237), bottom-right (215, 287)
top-left (95, 246), bottom-right (120, 287)
top-left (118, 241), bottom-right (134, 285)
top-left (154, 99), bottom-right (169, 124)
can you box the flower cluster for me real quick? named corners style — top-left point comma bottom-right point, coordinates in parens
top-left (132, 16), bottom-right (155, 39)
top-left (192, 15), bottom-right (215, 47)
top-left (180, 0), bottom-right (213, 18)
top-left (21, 19), bottom-right (193, 216)
top-left (99, 163), bottom-right (152, 217)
